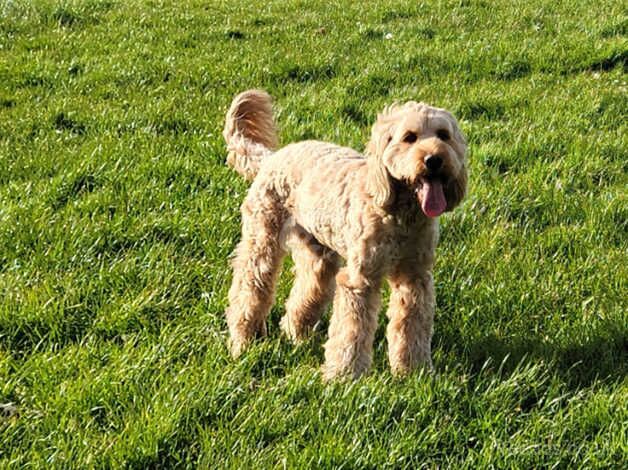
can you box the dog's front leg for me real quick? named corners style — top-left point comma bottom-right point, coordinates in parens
top-left (322, 267), bottom-right (382, 380)
top-left (386, 268), bottom-right (435, 376)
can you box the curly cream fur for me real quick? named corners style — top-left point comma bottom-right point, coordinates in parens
top-left (223, 89), bottom-right (278, 181)
top-left (223, 90), bottom-right (468, 380)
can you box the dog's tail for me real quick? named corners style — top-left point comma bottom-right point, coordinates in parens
top-left (223, 89), bottom-right (278, 181)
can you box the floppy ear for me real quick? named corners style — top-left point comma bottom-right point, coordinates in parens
top-left (365, 107), bottom-right (398, 208)
top-left (444, 123), bottom-right (469, 211)
top-left (444, 162), bottom-right (468, 211)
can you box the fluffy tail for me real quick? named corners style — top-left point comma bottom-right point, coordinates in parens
top-left (223, 89), bottom-right (278, 181)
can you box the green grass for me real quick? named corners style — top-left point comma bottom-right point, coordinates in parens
top-left (0, 0), bottom-right (626, 467)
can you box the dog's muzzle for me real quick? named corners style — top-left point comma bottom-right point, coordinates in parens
top-left (424, 154), bottom-right (443, 172)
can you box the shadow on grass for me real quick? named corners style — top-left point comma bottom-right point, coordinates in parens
top-left (437, 318), bottom-right (627, 390)
top-left (217, 302), bottom-right (626, 392)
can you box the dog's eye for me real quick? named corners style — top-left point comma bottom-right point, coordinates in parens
top-left (436, 129), bottom-right (450, 141)
top-left (403, 132), bottom-right (417, 143)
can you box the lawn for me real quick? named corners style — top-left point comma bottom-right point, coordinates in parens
top-left (0, 0), bottom-right (626, 467)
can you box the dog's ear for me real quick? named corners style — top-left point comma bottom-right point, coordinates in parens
top-left (444, 160), bottom-right (468, 211)
top-left (365, 106), bottom-right (399, 208)
top-left (444, 121), bottom-right (468, 211)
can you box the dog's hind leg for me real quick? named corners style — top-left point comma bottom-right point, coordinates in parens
top-left (280, 226), bottom-right (340, 342)
top-left (226, 182), bottom-right (287, 357)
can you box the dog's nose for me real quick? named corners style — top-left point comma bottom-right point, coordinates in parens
top-left (425, 155), bottom-right (443, 171)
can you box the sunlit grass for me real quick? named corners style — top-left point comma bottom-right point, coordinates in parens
top-left (0, 0), bottom-right (626, 467)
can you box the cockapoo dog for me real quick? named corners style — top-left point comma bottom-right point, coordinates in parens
top-left (223, 90), bottom-right (467, 380)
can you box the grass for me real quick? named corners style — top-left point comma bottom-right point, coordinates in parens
top-left (0, 0), bottom-right (626, 467)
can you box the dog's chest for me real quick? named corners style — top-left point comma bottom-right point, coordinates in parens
top-left (379, 213), bottom-right (437, 261)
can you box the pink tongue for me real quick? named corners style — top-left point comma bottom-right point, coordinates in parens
top-left (418, 179), bottom-right (447, 218)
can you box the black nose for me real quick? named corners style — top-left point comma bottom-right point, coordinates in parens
top-left (425, 155), bottom-right (443, 171)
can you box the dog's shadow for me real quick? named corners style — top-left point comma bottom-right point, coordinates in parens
top-left (431, 318), bottom-right (627, 391)
top-left (263, 299), bottom-right (626, 390)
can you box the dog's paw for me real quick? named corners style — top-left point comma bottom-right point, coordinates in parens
top-left (279, 315), bottom-right (312, 344)
top-left (389, 356), bottom-right (433, 377)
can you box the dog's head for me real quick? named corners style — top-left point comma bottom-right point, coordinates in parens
top-left (365, 101), bottom-right (468, 217)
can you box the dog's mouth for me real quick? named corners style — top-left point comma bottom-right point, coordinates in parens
top-left (414, 176), bottom-right (447, 218)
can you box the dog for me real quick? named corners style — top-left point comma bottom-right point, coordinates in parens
top-left (223, 90), bottom-right (467, 380)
